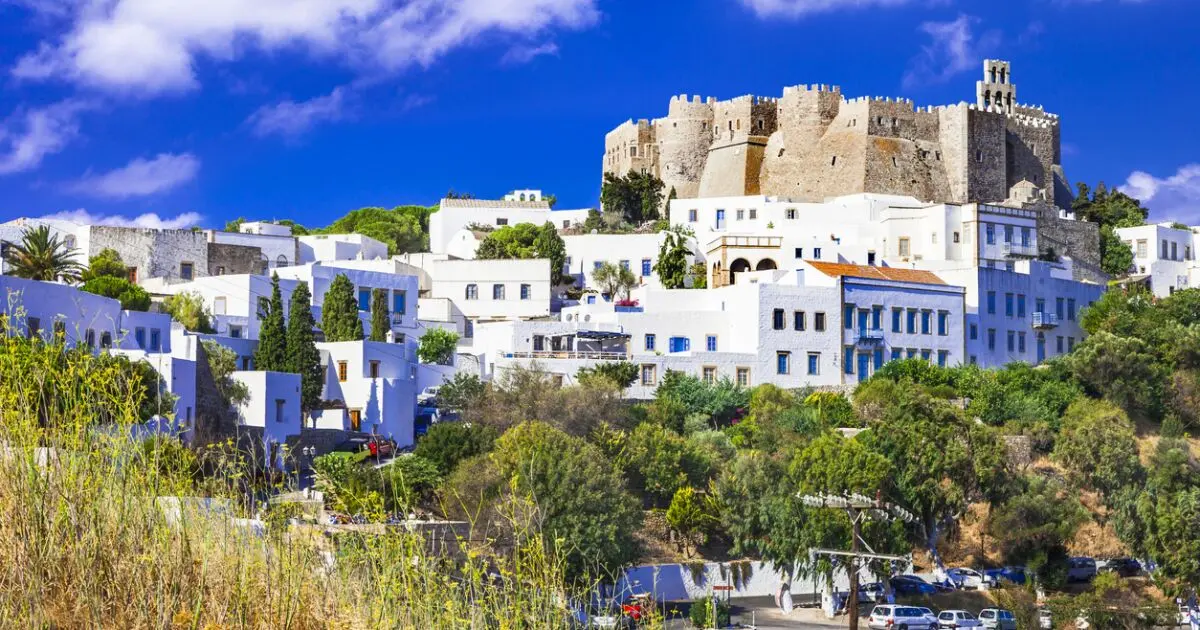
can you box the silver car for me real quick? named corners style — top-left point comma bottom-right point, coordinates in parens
top-left (978, 608), bottom-right (1017, 630)
top-left (869, 605), bottom-right (936, 630)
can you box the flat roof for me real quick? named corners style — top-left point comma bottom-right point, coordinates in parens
top-left (807, 261), bottom-right (947, 285)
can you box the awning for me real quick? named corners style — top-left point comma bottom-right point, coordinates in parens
top-left (576, 330), bottom-right (630, 340)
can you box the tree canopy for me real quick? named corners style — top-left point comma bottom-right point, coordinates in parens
top-left (321, 274), bottom-right (364, 342)
top-left (2, 225), bottom-right (83, 283)
top-left (285, 281), bottom-right (323, 411)
top-left (600, 171), bottom-right (665, 226)
top-left (475, 222), bottom-right (567, 285)
top-left (253, 274), bottom-right (288, 372)
top-left (653, 225), bottom-right (693, 289)
top-left (162, 292), bottom-right (215, 334)
top-left (80, 276), bottom-right (150, 311)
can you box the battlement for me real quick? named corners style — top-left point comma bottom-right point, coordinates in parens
top-left (718, 94), bottom-right (780, 105)
top-left (668, 94), bottom-right (717, 105)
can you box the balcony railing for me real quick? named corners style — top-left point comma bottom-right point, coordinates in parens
top-left (705, 235), bottom-right (784, 252)
top-left (504, 351), bottom-right (630, 361)
top-left (391, 312), bottom-right (406, 325)
top-left (854, 328), bottom-right (886, 345)
top-left (1032, 312), bottom-right (1059, 329)
top-left (1002, 243), bottom-right (1038, 258)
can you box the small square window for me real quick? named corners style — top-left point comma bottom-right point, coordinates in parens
top-left (180, 262), bottom-right (194, 280)
top-left (369, 360), bottom-right (380, 379)
top-left (702, 366), bottom-right (717, 384)
top-left (641, 364), bottom-right (657, 386)
top-left (736, 367), bottom-right (750, 387)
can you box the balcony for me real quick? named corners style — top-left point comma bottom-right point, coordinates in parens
top-left (1032, 312), bottom-right (1059, 329)
top-left (854, 328), bottom-right (886, 345)
top-left (391, 312), bottom-right (406, 326)
top-left (503, 350), bottom-right (630, 361)
top-left (1003, 243), bottom-right (1038, 258)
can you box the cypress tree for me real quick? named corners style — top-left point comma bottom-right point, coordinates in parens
top-left (253, 273), bottom-right (288, 371)
top-left (322, 273), bottom-right (364, 342)
top-left (369, 288), bottom-right (390, 342)
top-left (286, 281), bottom-right (324, 411)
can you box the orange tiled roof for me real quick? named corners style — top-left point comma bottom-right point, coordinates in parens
top-left (806, 260), bottom-right (946, 285)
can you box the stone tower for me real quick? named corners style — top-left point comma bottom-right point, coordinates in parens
top-left (977, 59), bottom-right (1016, 114)
top-left (655, 95), bottom-right (715, 199)
top-left (698, 95), bottom-right (778, 197)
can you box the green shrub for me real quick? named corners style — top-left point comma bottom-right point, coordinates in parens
top-left (80, 276), bottom-right (151, 311)
top-left (688, 596), bottom-right (730, 628)
top-left (413, 421), bottom-right (497, 475)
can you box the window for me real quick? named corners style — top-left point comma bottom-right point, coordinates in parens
top-left (921, 349), bottom-right (932, 361)
top-left (230, 325), bottom-right (243, 339)
top-left (564, 256), bottom-right (572, 273)
top-left (749, 209), bottom-right (758, 220)
top-left (987, 291), bottom-right (996, 314)
top-left (899, 237), bottom-right (911, 257)
top-left (1005, 293), bottom-right (1014, 317)
top-left (1018, 332), bottom-right (1027, 353)
top-left (812, 247), bottom-right (822, 260)
top-left (931, 232), bottom-right (937, 244)
top-left (1172, 242), bottom-right (1178, 260)
top-left (985, 224), bottom-right (995, 245)
top-left (920, 311), bottom-right (931, 335)
top-left (844, 305), bottom-right (855, 329)
top-left (644, 334), bottom-right (656, 351)
top-left (1036, 298), bottom-right (1045, 314)
top-left (493, 284), bottom-right (505, 300)
top-left (814, 312), bottom-right (826, 331)
top-left (890, 307), bottom-right (902, 332)
top-left (619, 260), bottom-right (630, 271)
top-left (586, 295), bottom-right (596, 305)
top-left (349, 409), bottom-right (361, 431)
top-left (1067, 299), bottom-right (1076, 321)
top-left (533, 335), bottom-right (545, 351)
top-left (393, 290), bottom-right (407, 314)
top-left (668, 337), bottom-right (690, 353)
top-left (127, 267), bottom-right (138, 283)
top-left (369, 360), bottom-right (380, 379)
top-left (975, 149), bottom-right (984, 163)
top-left (216, 266), bottom-right (225, 275)
top-left (937, 350), bottom-right (949, 367)
top-left (1021, 227), bottom-right (1031, 247)
top-left (641, 259), bottom-right (652, 277)
top-left (831, 155), bottom-right (838, 166)
top-left (688, 209), bottom-right (697, 222)
top-left (337, 361), bottom-right (348, 382)
top-left (149, 329), bottom-right (161, 352)
top-left (135, 327), bottom-right (146, 349)
top-left (987, 328), bottom-right (996, 350)
top-left (100, 332), bottom-right (112, 348)
top-left (1004, 225), bottom-right (1013, 244)
top-left (702, 366), bottom-right (717, 383)
top-left (773, 309), bottom-right (786, 330)
top-left (907, 348), bottom-right (918, 358)
top-left (891, 349), bottom-right (902, 361)
top-left (736, 367), bottom-right (750, 387)
top-left (804, 353), bottom-right (819, 375)
top-left (1017, 294), bottom-right (1026, 318)
top-left (465, 284), bottom-right (478, 300)
top-left (357, 289), bottom-right (371, 311)
top-left (1162, 239), bottom-right (1169, 259)
top-left (776, 352), bottom-right (791, 375)
top-left (874, 348), bottom-right (884, 370)
top-left (953, 231), bottom-right (960, 243)
top-left (844, 346), bottom-right (854, 374)
top-left (1007, 330), bottom-right (1015, 352)
top-left (180, 262), bottom-right (194, 280)
top-left (275, 399), bottom-right (286, 424)
top-left (867, 251), bottom-right (876, 266)
top-left (706, 335), bottom-right (717, 352)
top-left (969, 323), bottom-right (978, 340)
top-left (1057, 336), bottom-right (1064, 353)
top-left (496, 218), bottom-right (508, 226)
top-left (1068, 337), bottom-right (1075, 351)
top-left (794, 311), bottom-right (806, 331)
top-left (907, 309), bottom-right (917, 334)
top-left (736, 209), bottom-right (744, 221)
top-left (1136, 239), bottom-right (1147, 258)
top-left (794, 247), bottom-right (803, 259)
top-left (937, 311), bottom-right (949, 336)
top-left (85, 329), bottom-right (95, 348)
top-left (786, 209), bottom-right (797, 220)
top-left (520, 284), bottom-right (531, 300)
top-left (1056, 297), bottom-right (1065, 319)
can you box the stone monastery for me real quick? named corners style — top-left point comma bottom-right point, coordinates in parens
top-left (604, 60), bottom-right (1070, 211)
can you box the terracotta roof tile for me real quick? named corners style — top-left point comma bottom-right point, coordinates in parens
top-left (439, 198), bottom-right (550, 210)
top-left (807, 261), bottom-right (946, 285)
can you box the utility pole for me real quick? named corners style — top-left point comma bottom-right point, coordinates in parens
top-left (848, 506), bottom-right (861, 630)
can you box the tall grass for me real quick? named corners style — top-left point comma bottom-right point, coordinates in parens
top-left (0, 313), bottom-right (592, 628)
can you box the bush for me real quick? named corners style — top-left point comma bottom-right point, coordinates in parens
top-left (80, 276), bottom-right (151, 311)
top-left (417, 327), bottom-right (459, 365)
top-left (380, 455), bottom-right (440, 509)
top-left (414, 421), bottom-right (497, 475)
top-left (689, 596), bottom-right (730, 628)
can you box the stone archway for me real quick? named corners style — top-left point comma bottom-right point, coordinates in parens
top-left (755, 258), bottom-right (778, 271)
top-left (728, 258), bottom-right (751, 285)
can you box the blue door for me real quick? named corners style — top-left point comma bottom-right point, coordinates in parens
top-left (857, 309), bottom-right (869, 335)
top-left (1036, 334), bottom-right (1046, 364)
top-left (716, 209), bottom-right (726, 230)
top-left (857, 352), bottom-right (870, 381)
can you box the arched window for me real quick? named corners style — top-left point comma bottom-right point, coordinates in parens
top-left (1000, 68), bottom-right (1007, 84)
top-left (276, 255), bottom-right (288, 267)
top-left (100, 332), bottom-right (112, 349)
top-left (465, 284), bottom-right (478, 300)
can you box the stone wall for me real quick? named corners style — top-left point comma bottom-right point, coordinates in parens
top-left (86, 226), bottom-right (209, 282)
top-left (208, 242), bottom-right (266, 276)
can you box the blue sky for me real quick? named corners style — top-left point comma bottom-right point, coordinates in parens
top-left (0, 0), bottom-right (1198, 229)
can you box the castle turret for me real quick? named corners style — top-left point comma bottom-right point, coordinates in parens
top-left (698, 95), bottom-right (779, 197)
top-left (655, 95), bottom-right (715, 199)
top-left (976, 59), bottom-right (1016, 114)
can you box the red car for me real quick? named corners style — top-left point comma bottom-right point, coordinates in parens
top-left (621, 594), bottom-right (652, 624)
top-left (366, 436), bottom-right (395, 458)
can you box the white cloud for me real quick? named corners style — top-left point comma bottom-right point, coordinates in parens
top-left (903, 14), bottom-right (1001, 88)
top-left (13, 0), bottom-right (599, 96)
top-left (500, 42), bottom-right (559, 66)
top-left (1121, 165), bottom-right (1200, 223)
top-left (247, 87), bottom-right (348, 138)
top-left (70, 152), bottom-right (200, 198)
top-left (739, 0), bottom-right (918, 18)
top-left (0, 99), bottom-right (90, 175)
top-left (38, 208), bottom-right (203, 229)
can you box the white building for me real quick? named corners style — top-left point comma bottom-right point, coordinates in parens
top-left (429, 197), bottom-right (590, 255)
top-left (273, 262), bottom-right (420, 341)
top-left (299, 233), bottom-right (389, 264)
top-left (317, 340), bottom-right (417, 445)
top-left (474, 261), bottom-right (963, 397)
top-left (393, 253), bottom-right (553, 330)
top-left (230, 370), bottom-right (302, 469)
top-left (158, 274), bottom-right (301, 342)
top-left (1115, 223), bottom-right (1198, 297)
top-left (563, 233), bottom-right (682, 291)
top-left (209, 224), bottom-right (299, 269)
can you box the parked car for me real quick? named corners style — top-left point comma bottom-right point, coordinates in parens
top-left (417, 386), bottom-right (440, 406)
top-left (620, 593), bottom-right (651, 624)
top-left (937, 610), bottom-right (982, 628)
top-left (982, 566), bottom-right (1027, 587)
top-left (916, 607), bottom-right (939, 627)
top-left (977, 608), bottom-right (1017, 630)
top-left (365, 435), bottom-right (395, 458)
top-left (1067, 557), bottom-right (1098, 583)
top-left (857, 582), bottom-right (885, 603)
top-left (869, 605), bottom-right (936, 630)
top-left (1099, 557), bottom-right (1141, 577)
top-left (890, 575), bottom-right (939, 596)
top-left (945, 568), bottom-right (986, 590)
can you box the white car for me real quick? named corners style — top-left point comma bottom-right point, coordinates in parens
top-left (417, 386), bottom-right (440, 406)
top-left (869, 605), bottom-right (936, 630)
top-left (978, 608), bottom-right (1016, 630)
top-left (946, 567), bottom-right (986, 590)
top-left (937, 610), bottom-right (983, 628)
top-left (916, 607), bottom-right (939, 626)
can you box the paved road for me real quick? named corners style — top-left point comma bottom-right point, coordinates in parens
top-left (659, 597), bottom-right (853, 629)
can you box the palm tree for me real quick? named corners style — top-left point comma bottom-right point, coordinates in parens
top-left (2, 225), bottom-right (84, 283)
